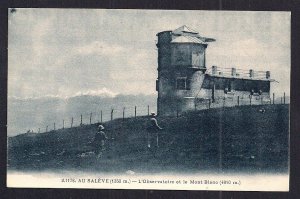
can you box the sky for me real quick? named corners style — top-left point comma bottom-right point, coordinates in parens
top-left (8, 9), bottom-right (291, 99)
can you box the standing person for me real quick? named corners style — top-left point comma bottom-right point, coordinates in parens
top-left (93, 124), bottom-right (108, 158)
top-left (147, 112), bottom-right (163, 149)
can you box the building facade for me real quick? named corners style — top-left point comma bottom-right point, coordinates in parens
top-left (156, 25), bottom-right (273, 116)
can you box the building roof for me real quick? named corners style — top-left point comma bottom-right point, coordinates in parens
top-left (171, 25), bottom-right (216, 43)
top-left (205, 66), bottom-right (275, 82)
top-left (171, 35), bottom-right (206, 44)
top-left (172, 25), bottom-right (199, 35)
top-left (206, 74), bottom-right (275, 82)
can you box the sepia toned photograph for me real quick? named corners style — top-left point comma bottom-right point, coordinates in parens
top-left (7, 9), bottom-right (290, 191)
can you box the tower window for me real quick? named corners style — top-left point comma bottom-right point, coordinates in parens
top-left (186, 79), bottom-right (191, 90)
top-left (192, 52), bottom-right (202, 67)
top-left (176, 77), bottom-right (187, 90)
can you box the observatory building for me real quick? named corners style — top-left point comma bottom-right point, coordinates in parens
top-left (156, 25), bottom-right (273, 116)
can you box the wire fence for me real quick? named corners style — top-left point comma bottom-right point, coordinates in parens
top-left (27, 105), bottom-right (153, 134)
top-left (26, 92), bottom-right (289, 134)
top-left (192, 92), bottom-right (288, 111)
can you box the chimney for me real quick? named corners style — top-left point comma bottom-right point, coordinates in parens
top-left (231, 67), bottom-right (236, 76)
top-left (266, 71), bottom-right (270, 79)
top-left (212, 66), bottom-right (217, 75)
top-left (249, 69), bottom-right (254, 78)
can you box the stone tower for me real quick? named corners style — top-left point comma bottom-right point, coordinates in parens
top-left (156, 25), bottom-right (215, 116)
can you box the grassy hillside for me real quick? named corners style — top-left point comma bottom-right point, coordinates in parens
top-left (7, 104), bottom-right (289, 174)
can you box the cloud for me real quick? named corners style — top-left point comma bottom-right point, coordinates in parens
top-left (110, 49), bottom-right (156, 80)
top-left (207, 37), bottom-right (290, 72)
top-left (76, 41), bottom-right (125, 56)
top-left (8, 9), bottom-right (290, 99)
top-left (211, 38), bottom-right (267, 59)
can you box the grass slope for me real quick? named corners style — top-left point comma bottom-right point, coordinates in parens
top-left (8, 104), bottom-right (289, 174)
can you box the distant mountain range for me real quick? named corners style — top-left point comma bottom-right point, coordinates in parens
top-left (8, 94), bottom-right (157, 136)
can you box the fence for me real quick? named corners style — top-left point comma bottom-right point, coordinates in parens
top-left (32, 105), bottom-right (153, 134)
top-left (192, 92), bottom-right (288, 112)
top-left (29, 92), bottom-right (288, 134)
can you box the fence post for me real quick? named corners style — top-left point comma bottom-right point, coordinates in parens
top-left (284, 92), bottom-right (286, 104)
top-left (90, 112), bottom-right (92, 124)
top-left (46, 126), bottom-right (48, 132)
top-left (123, 107), bottom-right (125, 121)
top-left (250, 95), bottom-right (252, 106)
top-left (100, 110), bottom-right (103, 123)
top-left (209, 99), bottom-right (211, 109)
top-left (80, 114), bottom-right (82, 126)
top-left (63, 120), bottom-right (64, 129)
top-left (237, 96), bottom-right (240, 106)
top-left (223, 97), bottom-right (225, 108)
top-left (54, 123), bottom-right (56, 131)
top-left (71, 117), bottom-right (73, 128)
top-left (38, 128), bottom-right (40, 133)
top-left (261, 96), bottom-right (263, 105)
top-left (135, 106), bottom-right (137, 118)
top-left (111, 109), bottom-right (114, 121)
top-left (273, 93), bottom-right (275, 104)
top-left (281, 97), bottom-right (282, 104)
top-left (147, 105), bottom-right (149, 116)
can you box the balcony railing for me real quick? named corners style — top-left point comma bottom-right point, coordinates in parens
top-left (206, 66), bottom-right (271, 80)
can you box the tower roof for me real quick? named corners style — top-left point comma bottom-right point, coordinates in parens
top-left (171, 35), bottom-right (206, 44)
top-left (171, 25), bottom-right (216, 43)
top-left (172, 25), bottom-right (199, 35)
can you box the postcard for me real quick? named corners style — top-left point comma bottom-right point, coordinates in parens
top-left (7, 9), bottom-right (290, 191)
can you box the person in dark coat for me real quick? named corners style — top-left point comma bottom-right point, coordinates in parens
top-left (147, 112), bottom-right (163, 149)
top-left (93, 124), bottom-right (108, 158)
